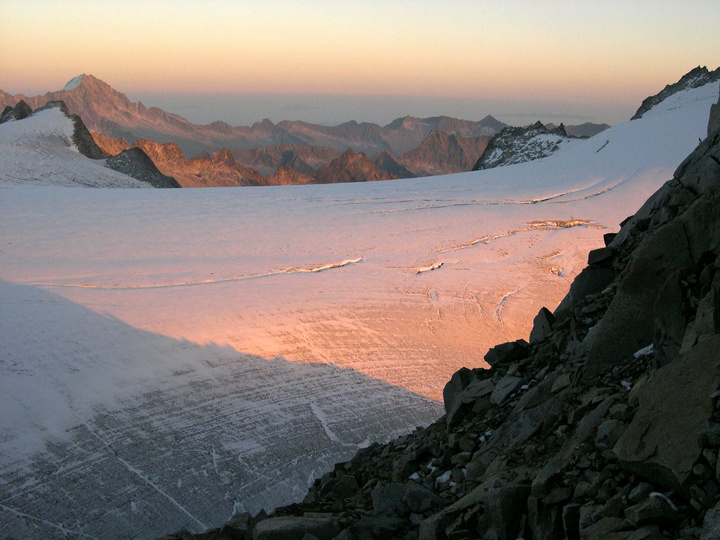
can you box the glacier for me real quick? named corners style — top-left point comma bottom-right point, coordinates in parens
top-left (0, 80), bottom-right (718, 538)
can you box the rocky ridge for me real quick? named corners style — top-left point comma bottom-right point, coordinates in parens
top-left (0, 100), bottom-right (182, 188)
top-left (160, 103), bottom-right (720, 539)
top-left (632, 66), bottom-right (720, 121)
top-left (0, 75), bottom-right (506, 159)
top-left (546, 123), bottom-right (610, 139)
top-left (314, 149), bottom-right (396, 184)
top-left (105, 148), bottom-right (181, 188)
top-left (394, 131), bottom-right (491, 178)
top-left (471, 121), bottom-right (579, 171)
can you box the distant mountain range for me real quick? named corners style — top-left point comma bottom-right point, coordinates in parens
top-left (0, 75), bottom-right (611, 186)
top-left (0, 75), bottom-right (503, 158)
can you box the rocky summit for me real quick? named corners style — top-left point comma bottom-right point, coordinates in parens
top-left (471, 121), bottom-right (578, 171)
top-left (157, 102), bottom-right (720, 539)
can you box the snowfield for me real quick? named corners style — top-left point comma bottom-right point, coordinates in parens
top-left (0, 107), bottom-right (150, 188)
top-left (1, 80), bottom-right (718, 538)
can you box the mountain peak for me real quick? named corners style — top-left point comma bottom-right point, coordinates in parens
top-left (58, 74), bottom-right (115, 95)
top-left (61, 75), bottom-right (85, 92)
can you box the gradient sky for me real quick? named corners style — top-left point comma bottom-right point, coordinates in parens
top-left (1, 0), bottom-right (718, 126)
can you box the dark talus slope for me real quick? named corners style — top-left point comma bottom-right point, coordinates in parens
top-left (159, 114), bottom-right (720, 539)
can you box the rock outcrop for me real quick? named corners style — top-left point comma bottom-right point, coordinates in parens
top-left (126, 140), bottom-right (263, 188)
top-left (372, 150), bottom-right (416, 179)
top-left (632, 66), bottom-right (720, 120)
top-left (313, 149), bottom-right (397, 184)
top-left (159, 106), bottom-right (720, 539)
top-left (709, 87), bottom-right (720, 136)
top-left (106, 148), bottom-right (181, 188)
top-left (471, 121), bottom-right (577, 171)
top-left (0, 99), bottom-right (32, 124)
top-left (396, 131), bottom-right (491, 177)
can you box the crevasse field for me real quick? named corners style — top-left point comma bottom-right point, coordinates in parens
top-left (1, 81), bottom-right (717, 539)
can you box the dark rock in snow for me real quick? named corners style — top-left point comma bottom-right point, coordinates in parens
top-left (106, 147), bottom-right (181, 188)
top-left (0, 99), bottom-right (32, 124)
top-left (632, 65), bottom-right (720, 120)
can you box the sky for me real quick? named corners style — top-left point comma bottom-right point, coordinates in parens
top-left (1, 0), bottom-right (718, 126)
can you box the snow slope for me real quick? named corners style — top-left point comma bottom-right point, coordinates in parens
top-left (0, 80), bottom-right (718, 538)
top-left (0, 107), bottom-right (149, 188)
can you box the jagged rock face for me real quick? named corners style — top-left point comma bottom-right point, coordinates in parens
top-left (233, 145), bottom-right (340, 176)
top-left (264, 165), bottom-right (314, 186)
top-left (632, 65), bottom-right (720, 120)
top-left (372, 150), bottom-right (415, 179)
top-left (106, 148), bottom-right (181, 188)
top-left (0, 99), bottom-right (32, 124)
top-left (396, 130), bottom-right (490, 177)
top-left (130, 139), bottom-right (263, 188)
top-left (381, 115), bottom-right (505, 156)
top-left (166, 108), bottom-right (720, 540)
top-left (472, 121), bottom-right (577, 171)
top-left (313, 149), bottom-right (396, 184)
top-left (92, 132), bottom-right (131, 157)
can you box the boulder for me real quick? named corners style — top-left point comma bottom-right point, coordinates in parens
top-left (529, 307), bottom-right (555, 344)
top-left (614, 335), bottom-right (720, 491)
top-left (624, 496), bottom-right (679, 527)
top-left (477, 484), bottom-right (531, 540)
top-left (340, 516), bottom-right (404, 539)
top-left (490, 375), bottom-right (523, 405)
top-left (587, 247), bottom-right (614, 267)
top-left (442, 367), bottom-right (475, 413)
top-left (483, 339), bottom-right (528, 367)
top-left (701, 500), bottom-right (720, 540)
top-left (371, 482), bottom-right (443, 516)
top-left (553, 266), bottom-right (615, 323)
top-left (582, 220), bottom-right (692, 382)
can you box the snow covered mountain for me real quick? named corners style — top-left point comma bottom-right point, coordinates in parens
top-left (0, 74), bottom-right (718, 539)
top-left (472, 121), bottom-right (581, 171)
top-left (0, 103), bottom-right (179, 188)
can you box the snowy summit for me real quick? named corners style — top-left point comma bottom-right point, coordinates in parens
top-left (61, 74), bottom-right (84, 92)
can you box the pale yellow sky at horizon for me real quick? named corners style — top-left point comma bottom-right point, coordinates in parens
top-left (1, 0), bottom-right (718, 125)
